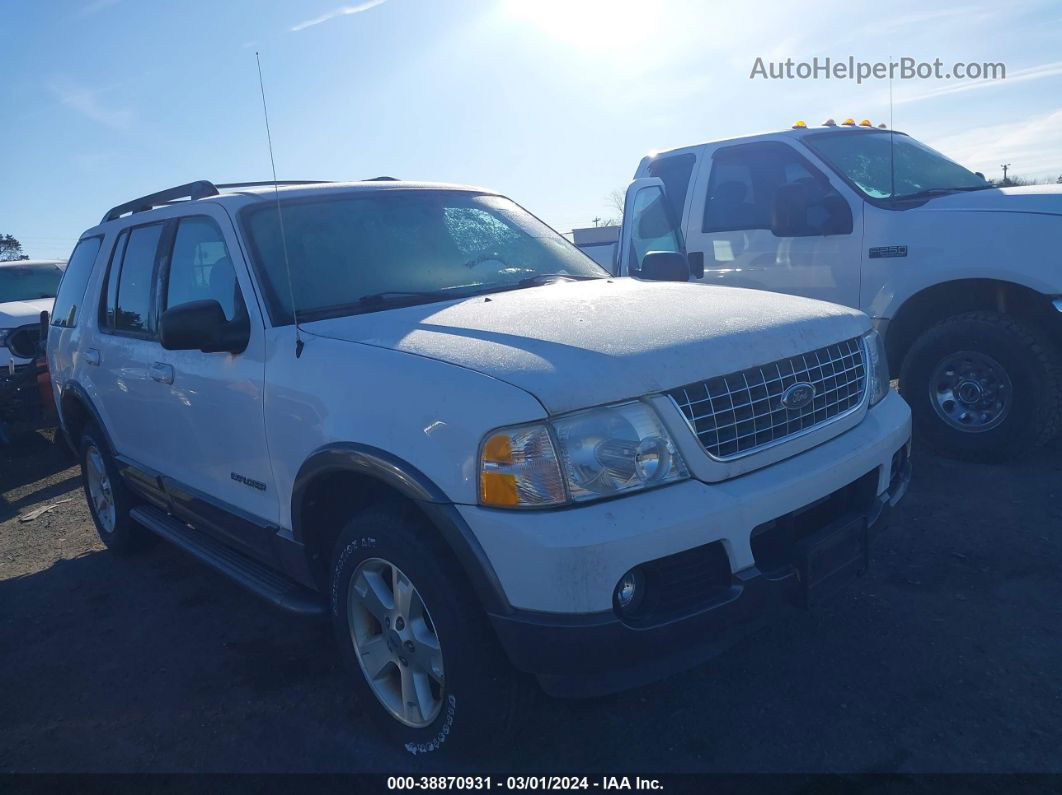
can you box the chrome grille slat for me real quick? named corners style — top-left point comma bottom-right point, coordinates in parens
top-left (667, 337), bottom-right (867, 461)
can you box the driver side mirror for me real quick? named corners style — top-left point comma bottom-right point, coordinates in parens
top-left (160, 300), bottom-right (249, 354)
top-left (636, 251), bottom-right (690, 282)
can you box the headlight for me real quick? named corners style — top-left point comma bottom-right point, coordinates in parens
top-left (479, 401), bottom-right (688, 509)
top-left (864, 329), bottom-right (889, 406)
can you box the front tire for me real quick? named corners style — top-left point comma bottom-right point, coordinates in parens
top-left (899, 311), bottom-right (1061, 461)
top-left (329, 504), bottom-right (526, 755)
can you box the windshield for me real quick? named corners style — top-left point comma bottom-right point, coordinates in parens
top-left (0, 263), bottom-right (63, 304)
top-left (244, 191), bottom-right (608, 323)
top-left (802, 130), bottom-right (989, 200)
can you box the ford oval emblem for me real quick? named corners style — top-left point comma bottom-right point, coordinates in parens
top-left (780, 382), bottom-right (816, 411)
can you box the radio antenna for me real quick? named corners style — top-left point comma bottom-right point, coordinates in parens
top-left (255, 51), bottom-right (303, 358)
top-left (889, 55), bottom-right (896, 200)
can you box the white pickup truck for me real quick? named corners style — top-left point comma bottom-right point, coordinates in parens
top-left (617, 122), bottom-right (1062, 460)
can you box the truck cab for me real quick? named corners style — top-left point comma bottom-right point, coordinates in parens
top-left (620, 122), bottom-right (1062, 460)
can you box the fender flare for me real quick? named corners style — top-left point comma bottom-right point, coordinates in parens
top-left (58, 381), bottom-right (115, 454)
top-left (291, 442), bottom-right (512, 616)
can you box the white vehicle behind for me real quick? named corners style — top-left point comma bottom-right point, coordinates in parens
top-left (1, 259), bottom-right (65, 369)
top-left (619, 121), bottom-right (1062, 460)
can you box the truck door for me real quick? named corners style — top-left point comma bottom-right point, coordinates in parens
top-left (683, 141), bottom-right (862, 308)
top-left (616, 177), bottom-right (689, 276)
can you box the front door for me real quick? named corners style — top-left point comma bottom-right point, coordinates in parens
top-left (151, 209), bottom-right (278, 559)
top-left (684, 141), bottom-right (862, 308)
top-left (616, 177), bottom-right (687, 276)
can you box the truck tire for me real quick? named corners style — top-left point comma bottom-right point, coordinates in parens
top-left (899, 311), bottom-right (1062, 462)
top-left (329, 503), bottom-right (528, 756)
top-left (79, 423), bottom-right (149, 553)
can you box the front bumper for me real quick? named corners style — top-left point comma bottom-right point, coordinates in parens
top-left (462, 390), bottom-right (912, 696)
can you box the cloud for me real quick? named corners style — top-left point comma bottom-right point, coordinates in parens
top-left (927, 108), bottom-right (1062, 178)
top-left (290, 0), bottom-right (387, 32)
top-left (897, 60), bottom-right (1062, 104)
top-left (48, 79), bottom-right (133, 131)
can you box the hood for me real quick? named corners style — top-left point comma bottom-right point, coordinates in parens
top-left (0, 297), bottom-right (54, 327)
top-left (303, 279), bottom-right (869, 415)
top-left (917, 185), bottom-right (1062, 216)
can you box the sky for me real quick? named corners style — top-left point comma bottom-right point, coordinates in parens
top-left (3, 0), bottom-right (1062, 260)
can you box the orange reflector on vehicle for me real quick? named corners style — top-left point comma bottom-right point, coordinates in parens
top-left (842, 118), bottom-right (856, 126)
top-left (859, 119), bottom-right (873, 127)
top-left (481, 472), bottom-right (519, 506)
top-left (482, 433), bottom-right (513, 464)
top-left (792, 120), bottom-right (807, 129)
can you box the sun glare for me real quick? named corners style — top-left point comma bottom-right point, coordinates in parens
top-left (504, 0), bottom-right (662, 52)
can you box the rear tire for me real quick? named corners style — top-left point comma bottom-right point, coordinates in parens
top-left (899, 311), bottom-right (1061, 462)
top-left (80, 424), bottom-right (148, 553)
top-left (329, 503), bottom-right (527, 756)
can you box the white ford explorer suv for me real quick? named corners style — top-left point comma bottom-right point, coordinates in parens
top-left (49, 179), bottom-right (911, 754)
top-left (621, 122), bottom-right (1062, 461)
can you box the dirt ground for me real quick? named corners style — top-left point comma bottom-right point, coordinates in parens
top-left (1, 428), bottom-right (1060, 774)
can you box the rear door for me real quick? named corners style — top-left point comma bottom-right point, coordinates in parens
top-left (92, 222), bottom-right (171, 476)
top-left (150, 209), bottom-right (278, 559)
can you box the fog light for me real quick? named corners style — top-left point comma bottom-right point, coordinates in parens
top-left (614, 568), bottom-right (644, 612)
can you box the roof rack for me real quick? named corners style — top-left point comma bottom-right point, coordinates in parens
top-left (101, 179), bottom-right (335, 223)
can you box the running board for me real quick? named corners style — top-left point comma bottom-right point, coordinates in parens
top-left (130, 505), bottom-right (326, 617)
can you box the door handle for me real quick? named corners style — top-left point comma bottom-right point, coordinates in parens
top-left (84, 348), bottom-right (101, 367)
top-left (150, 362), bottom-right (174, 385)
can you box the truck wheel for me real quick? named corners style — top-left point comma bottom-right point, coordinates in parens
top-left (79, 424), bottom-right (149, 553)
top-left (329, 504), bottom-right (527, 755)
top-left (899, 311), bottom-right (1061, 462)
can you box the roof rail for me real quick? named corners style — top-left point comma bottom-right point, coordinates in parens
top-left (101, 180), bottom-right (338, 224)
top-left (214, 180), bottom-right (333, 190)
top-left (102, 180), bottom-right (219, 224)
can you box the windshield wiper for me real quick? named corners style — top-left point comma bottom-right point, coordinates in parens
top-left (892, 185), bottom-right (991, 201)
top-left (355, 290), bottom-right (457, 305)
top-left (516, 273), bottom-right (604, 287)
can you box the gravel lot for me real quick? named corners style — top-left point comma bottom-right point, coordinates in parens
top-left (1, 429), bottom-right (1060, 774)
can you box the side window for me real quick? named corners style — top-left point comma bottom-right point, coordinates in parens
top-left (702, 143), bottom-right (850, 235)
top-left (647, 153), bottom-right (696, 225)
top-left (103, 224), bottom-right (163, 335)
top-left (51, 237), bottom-right (102, 328)
top-left (165, 217), bottom-right (243, 321)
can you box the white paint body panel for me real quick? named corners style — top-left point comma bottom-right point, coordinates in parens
top-left (631, 132), bottom-right (1062, 322)
top-left (464, 390), bottom-right (910, 613)
top-left (49, 181), bottom-right (913, 617)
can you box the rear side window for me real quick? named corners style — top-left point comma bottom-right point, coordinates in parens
top-left (647, 153), bottom-right (696, 223)
top-left (51, 238), bottom-right (102, 328)
top-left (100, 223), bottom-right (164, 335)
top-left (164, 217), bottom-right (242, 321)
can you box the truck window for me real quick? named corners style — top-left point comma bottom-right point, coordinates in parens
top-left (50, 238), bottom-right (101, 328)
top-left (702, 142), bottom-right (845, 235)
top-left (164, 217), bottom-right (243, 322)
top-left (647, 153), bottom-right (696, 223)
top-left (101, 223), bottom-right (164, 335)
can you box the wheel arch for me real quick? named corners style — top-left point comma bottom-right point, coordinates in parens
top-left (291, 443), bottom-right (511, 616)
top-left (58, 381), bottom-right (114, 454)
top-left (885, 278), bottom-right (1061, 374)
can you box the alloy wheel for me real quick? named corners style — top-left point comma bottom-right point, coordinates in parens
top-left (347, 557), bottom-right (445, 728)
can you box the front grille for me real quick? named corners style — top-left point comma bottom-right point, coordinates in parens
top-left (668, 337), bottom-right (867, 460)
